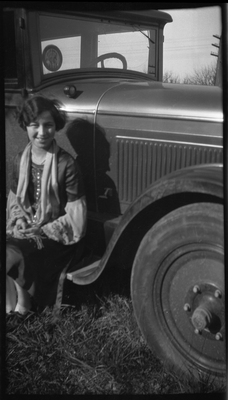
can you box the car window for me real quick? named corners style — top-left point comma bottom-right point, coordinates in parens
top-left (98, 31), bottom-right (150, 73)
top-left (41, 37), bottom-right (81, 74)
top-left (39, 13), bottom-right (157, 77)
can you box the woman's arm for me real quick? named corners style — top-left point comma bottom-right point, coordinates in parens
top-left (7, 189), bottom-right (28, 224)
top-left (41, 196), bottom-right (87, 244)
top-left (6, 153), bottom-right (30, 232)
top-left (41, 155), bottom-right (87, 245)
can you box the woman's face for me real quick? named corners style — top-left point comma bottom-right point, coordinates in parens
top-left (26, 111), bottom-right (56, 151)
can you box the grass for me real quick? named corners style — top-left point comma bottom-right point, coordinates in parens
top-left (4, 283), bottom-right (226, 396)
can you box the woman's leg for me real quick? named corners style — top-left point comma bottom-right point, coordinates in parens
top-left (6, 245), bottom-right (31, 314)
top-left (6, 276), bottom-right (17, 313)
top-left (14, 281), bottom-right (31, 314)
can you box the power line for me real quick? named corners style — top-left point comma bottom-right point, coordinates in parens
top-left (164, 36), bottom-right (217, 43)
top-left (164, 46), bottom-right (213, 52)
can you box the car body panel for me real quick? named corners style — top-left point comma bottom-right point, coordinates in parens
top-left (97, 81), bottom-right (223, 121)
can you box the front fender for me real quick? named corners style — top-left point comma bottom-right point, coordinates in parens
top-left (71, 163), bottom-right (223, 284)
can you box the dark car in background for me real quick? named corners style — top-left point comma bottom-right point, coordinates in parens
top-left (4, 5), bottom-right (225, 382)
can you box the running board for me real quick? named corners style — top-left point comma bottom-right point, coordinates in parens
top-left (66, 258), bottom-right (101, 284)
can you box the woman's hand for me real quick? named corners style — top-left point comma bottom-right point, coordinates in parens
top-left (19, 224), bottom-right (42, 237)
top-left (12, 220), bottom-right (42, 239)
top-left (15, 218), bottom-right (28, 231)
top-left (12, 218), bottom-right (30, 238)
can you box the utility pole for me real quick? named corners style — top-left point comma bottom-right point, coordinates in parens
top-left (211, 34), bottom-right (220, 57)
top-left (211, 34), bottom-right (222, 87)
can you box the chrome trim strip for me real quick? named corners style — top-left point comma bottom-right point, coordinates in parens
top-left (98, 111), bottom-right (223, 123)
top-left (116, 130), bottom-right (222, 140)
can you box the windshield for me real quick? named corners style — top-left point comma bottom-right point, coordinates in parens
top-left (39, 13), bottom-right (158, 77)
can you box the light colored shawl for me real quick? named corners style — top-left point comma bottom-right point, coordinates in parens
top-left (16, 139), bottom-right (60, 225)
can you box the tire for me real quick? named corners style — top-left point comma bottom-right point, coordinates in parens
top-left (131, 203), bottom-right (225, 381)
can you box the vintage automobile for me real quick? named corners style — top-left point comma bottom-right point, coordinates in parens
top-left (4, 5), bottom-right (225, 382)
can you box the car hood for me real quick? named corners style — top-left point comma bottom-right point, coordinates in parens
top-left (97, 81), bottom-right (223, 122)
top-left (41, 78), bottom-right (223, 122)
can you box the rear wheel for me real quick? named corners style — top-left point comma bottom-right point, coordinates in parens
top-left (131, 203), bottom-right (225, 381)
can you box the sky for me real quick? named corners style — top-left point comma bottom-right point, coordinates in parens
top-left (162, 6), bottom-right (222, 80)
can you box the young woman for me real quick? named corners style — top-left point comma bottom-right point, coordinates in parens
top-left (6, 95), bottom-right (87, 315)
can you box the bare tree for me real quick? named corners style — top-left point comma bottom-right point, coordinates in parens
top-left (182, 64), bottom-right (217, 86)
top-left (163, 71), bottom-right (180, 84)
top-left (163, 63), bottom-right (217, 86)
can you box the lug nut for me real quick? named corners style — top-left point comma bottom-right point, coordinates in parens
top-left (184, 303), bottom-right (191, 312)
top-left (193, 285), bottom-right (201, 294)
top-left (215, 332), bottom-right (223, 341)
top-left (214, 290), bottom-right (222, 298)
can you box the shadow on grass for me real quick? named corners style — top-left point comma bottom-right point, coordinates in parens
top-left (63, 264), bottom-right (132, 311)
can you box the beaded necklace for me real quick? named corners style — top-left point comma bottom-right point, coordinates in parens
top-left (29, 162), bottom-right (44, 223)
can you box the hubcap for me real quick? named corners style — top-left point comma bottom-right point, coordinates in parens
top-left (185, 283), bottom-right (224, 338)
top-left (155, 243), bottom-right (225, 376)
top-left (192, 306), bottom-right (213, 331)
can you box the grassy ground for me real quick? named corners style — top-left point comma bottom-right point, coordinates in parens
top-left (4, 277), bottom-right (226, 396)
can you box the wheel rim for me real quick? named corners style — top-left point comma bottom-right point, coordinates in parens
top-left (154, 242), bottom-right (225, 377)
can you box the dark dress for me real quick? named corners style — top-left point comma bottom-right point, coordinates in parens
top-left (7, 147), bottom-right (86, 309)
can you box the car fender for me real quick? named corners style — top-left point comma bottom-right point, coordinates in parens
top-left (69, 163), bottom-right (223, 284)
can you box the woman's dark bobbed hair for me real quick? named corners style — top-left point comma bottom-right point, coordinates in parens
top-left (16, 95), bottom-right (67, 131)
